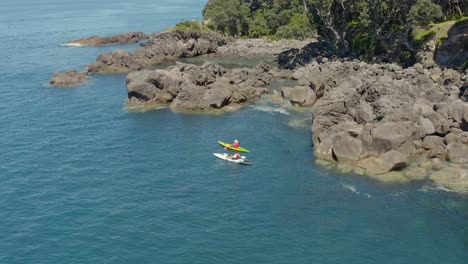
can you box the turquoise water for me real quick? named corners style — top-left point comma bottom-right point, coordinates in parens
top-left (1, 1), bottom-right (467, 263)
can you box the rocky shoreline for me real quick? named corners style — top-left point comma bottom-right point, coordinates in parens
top-left (87, 30), bottom-right (226, 73)
top-left (126, 62), bottom-right (281, 112)
top-left (278, 59), bottom-right (468, 192)
top-left (65, 32), bottom-right (148, 46)
top-left (50, 29), bottom-right (468, 193)
top-left (50, 30), bottom-right (303, 86)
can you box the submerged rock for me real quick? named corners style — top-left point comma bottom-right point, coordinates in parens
top-left (66, 32), bottom-right (148, 46)
top-left (49, 69), bottom-right (89, 86)
top-left (430, 165), bottom-right (468, 193)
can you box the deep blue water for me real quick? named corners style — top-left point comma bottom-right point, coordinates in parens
top-left (1, 1), bottom-right (467, 263)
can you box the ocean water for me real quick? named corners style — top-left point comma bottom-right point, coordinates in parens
top-left (1, 1), bottom-right (467, 263)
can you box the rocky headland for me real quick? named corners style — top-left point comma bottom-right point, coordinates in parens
top-left (277, 49), bottom-right (468, 191)
top-left (87, 30), bottom-right (226, 73)
top-left (65, 32), bottom-right (149, 46)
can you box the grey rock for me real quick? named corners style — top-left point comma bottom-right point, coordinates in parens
top-left (447, 143), bottom-right (468, 164)
top-left (372, 122), bottom-right (422, 150)
top-left (425, 112), bottom-right (451, 135)
top-left (88, 30), bottom-right (226, 73)
top-left (420, 117), bottom-right (436, 135)
top-left (358, 150), bottom-right (409, 175)
top-left (331, 133), bottom-right (363, 164)
top-left (49, 69), bottom-right (89, 86)
top-left (357, 101), bottom-right (374, 123)
top-left (281, 86), bottom-right (317, 107)
top-left (422, 136), bottom-right (447, 160)
top-left (315, 138), bottom-right (334, 162)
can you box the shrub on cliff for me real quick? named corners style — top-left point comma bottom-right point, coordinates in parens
top-left (174, 20), bottom-right (211, 32)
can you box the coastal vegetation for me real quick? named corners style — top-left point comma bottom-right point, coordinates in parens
top-left (202, 0), bottom-right (468, 60)
top-left (412, 16), bottom-right (468, 47)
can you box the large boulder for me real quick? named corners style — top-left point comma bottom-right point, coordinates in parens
top-left (447, 143), bottom-right (468, 164)
top-left (331, 133), bottom-right (363, 164)
top-left (369, 122), bottom-right (422, 153)
top-left (420, 117), bottom-right (436, 135)
top-left (358, 150), bottom-right (409, 175)
top-left (281, 86), bottom-right (317, 107)
top-left (421, 136), bottom-right (447, 159)
top-left (49, 69), bottom-right (89, 86)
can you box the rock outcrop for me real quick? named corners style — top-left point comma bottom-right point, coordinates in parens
top-left (87, 30), bottom-right (226, 73)
top-left (126, 62), bottom-right (276, 112)
top-left (66, 32), bottom-right (148, 46)
top-left (435, 20), bottom-right (468, 69)
top-left (277, 41), bottom-right (336, 70)
top-left (277, 59), bottom-right (468, 178)
top-left (49, 69), bottom-right (89, 86)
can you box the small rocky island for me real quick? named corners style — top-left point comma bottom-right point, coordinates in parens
top-left (50, 15), bottom-right (468, 192)
top-left (49, 69), bottom-right (89, 86)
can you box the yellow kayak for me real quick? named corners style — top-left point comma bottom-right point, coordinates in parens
top-left (218, 141), bottom-right (250, 153)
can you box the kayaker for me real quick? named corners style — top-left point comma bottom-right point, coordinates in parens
top-left (232, 139), bottom-right (240, 148)
top-left (231, 153), bottom-right (241, 160)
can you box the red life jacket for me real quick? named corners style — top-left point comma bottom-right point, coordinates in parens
top-left (233, 142), bottom-right (240, 148)
top-left (234, 153), bottom-right (241, 159)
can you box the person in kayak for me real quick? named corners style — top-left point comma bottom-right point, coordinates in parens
top-left (232, 139), bottom-right (240, 148)
top-left (230, 153), bottom-right (241, 160)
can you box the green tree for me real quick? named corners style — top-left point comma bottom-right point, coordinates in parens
top-left (276, 13), bottom-right (314, 39)
top-left (203, 0), bottom-right (250, 36)
top-left (409, 0), bottom-right (443, 27)
top-left (248, 8), bottom-right (276, 37)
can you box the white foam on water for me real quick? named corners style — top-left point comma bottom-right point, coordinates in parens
top-left (288, 118), bottom-right (312, 129)
top-left (419, 185), bottom-right (457, 193)
top-left (126, 105), bottom-right (167, 112)
top-left (390, 191), bottom-right (407, 197)
top-left (343, 184), bottom-right (358, 193)
top-left (342, 184), bottom-right (373, 198)
top-left (60, 43), bottom-right (85, 47)
top-left (251, 105), bottom-right (290, 116)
